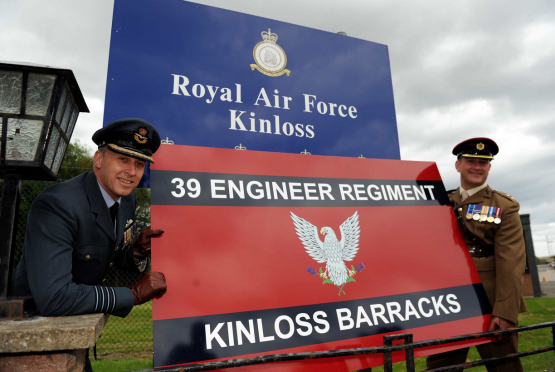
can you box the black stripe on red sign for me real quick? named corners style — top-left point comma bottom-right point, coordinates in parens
top-left (153, 284), bottom-right (490, 367)
top-left (151, 170), bottom-right (449, 207)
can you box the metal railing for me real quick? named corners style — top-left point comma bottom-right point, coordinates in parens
top-left (133, 321), bottom-right (555, 372)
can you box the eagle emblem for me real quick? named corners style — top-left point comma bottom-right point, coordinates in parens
top-left (291, 211), bottom-right (365, 296)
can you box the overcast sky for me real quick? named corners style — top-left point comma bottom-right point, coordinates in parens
top-left (1, 0), bottom-right (554, 257)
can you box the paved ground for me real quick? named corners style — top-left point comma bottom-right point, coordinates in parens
top-left (537, 265), bottom-right (555, 297)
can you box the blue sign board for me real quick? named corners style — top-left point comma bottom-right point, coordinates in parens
top-left (105, 0), bottom-right (399, 185)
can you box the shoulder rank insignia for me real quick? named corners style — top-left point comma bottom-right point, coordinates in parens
top-left (493, 190), bottom-right (516, 202)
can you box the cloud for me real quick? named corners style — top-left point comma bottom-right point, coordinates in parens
top-left (2, 0), bottom-right (554, 256)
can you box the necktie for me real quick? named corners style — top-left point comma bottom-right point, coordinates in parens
top-left (109, 202), bottom-right (119, 227)
top-left (461, 190), bottom-right (469, 202)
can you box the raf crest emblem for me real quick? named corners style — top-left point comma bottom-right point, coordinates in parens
top-left (291, 211), bottom-right (365, 296)
top-left (250, 29), bottom-right (291, 77)
top-left (134, 127), bottom-right (148, 144)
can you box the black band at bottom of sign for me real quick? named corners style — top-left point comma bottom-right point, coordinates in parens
top-left (153, 284), bottom-right (491, 367)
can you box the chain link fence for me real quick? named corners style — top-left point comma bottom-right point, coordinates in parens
top-left (1, 173), bottom-right (154, 355)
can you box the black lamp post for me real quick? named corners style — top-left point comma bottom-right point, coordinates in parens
top-left (0, 61), bottom-right (88, 318)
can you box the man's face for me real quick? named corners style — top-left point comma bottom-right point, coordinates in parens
top-left (93, 149), bottom-right (146, 200)
top-left (455, 157), bottom-right (491, 189)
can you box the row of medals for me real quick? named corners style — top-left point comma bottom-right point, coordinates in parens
top-left (466, 205), bottom-right (501, 224)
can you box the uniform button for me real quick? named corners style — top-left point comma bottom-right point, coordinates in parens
top-left (114, 246), bottom-right (119, 251)
top-left (102, 278), bottom-right (107, 283)
top-left (458, 208), bottom-right (463, 212)
top-left (109, 262), bottom-right (114, 267)
top-left (85, 255), bottom-right (90, 261)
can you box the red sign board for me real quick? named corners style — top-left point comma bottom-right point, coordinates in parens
top-left (151, 145), bottom-right (491, 370)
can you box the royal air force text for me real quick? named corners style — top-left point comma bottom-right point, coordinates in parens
top-left (172, 74), bottom-right (357, 139)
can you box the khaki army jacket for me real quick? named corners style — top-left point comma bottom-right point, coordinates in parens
top-left (449, 185), bottom-right (527, 324)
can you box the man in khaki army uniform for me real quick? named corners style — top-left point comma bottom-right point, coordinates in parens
top-left (427, 138), bottom-right (527, 372)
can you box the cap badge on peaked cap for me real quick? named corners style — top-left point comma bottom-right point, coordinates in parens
top-left (134, 127), bottom-right (148, 144)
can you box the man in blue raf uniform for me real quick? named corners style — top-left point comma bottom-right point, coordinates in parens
top-left (12, 118), bottom-right (167, 317)
top-left (427, 138), bottom-right (527, 372)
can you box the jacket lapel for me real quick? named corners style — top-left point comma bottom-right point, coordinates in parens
top-left (85, 172), bottom-right (116, 242)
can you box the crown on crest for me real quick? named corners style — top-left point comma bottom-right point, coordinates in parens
top-left (261, 28), bottom-right (278, 43)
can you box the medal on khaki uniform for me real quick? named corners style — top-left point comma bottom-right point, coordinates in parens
top-left (487, 207), bottom-right (495, 223)
top-left (494, 207), bottom-right (503, 224)
top-left (466, 204), bottom-right (475, 219)
top-left (480, 206), bottom-right (489, 222)
top-left (473, 205), bottom-right (482, 220)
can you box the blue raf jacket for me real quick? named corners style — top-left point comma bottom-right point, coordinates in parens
top-left (12, 171), bottom-right (140, 317)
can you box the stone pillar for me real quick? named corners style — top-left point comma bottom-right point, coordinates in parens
top-left (0, 313), bottom-right (108, 372)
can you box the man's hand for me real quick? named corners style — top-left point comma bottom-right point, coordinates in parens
top-left (133, 226), bottom-right (164, 258)
top-left (131, 272), bottom-right (167, 305)
top-left (487, 316), bottom-right (514, 344)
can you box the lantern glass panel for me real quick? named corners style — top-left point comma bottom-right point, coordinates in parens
top-left (26, 73), bottom-right (56, 116)
top-left (44, 126), bottom-right (60, 169)
top-left (60, 98), bottom-right (74, 133)
top-left (52, 138), bottom-right (67, 175)
top-left (67, 106), bottom-right (79, 137)
top-left (55, 84), bottom-right (68, 124)
top-left (0, 71), bottom-right (23, 114)
top-left (5, 118), bottom-right (44, 162)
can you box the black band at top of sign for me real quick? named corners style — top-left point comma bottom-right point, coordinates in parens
top-left (151, 169), bottom-right (449, 207)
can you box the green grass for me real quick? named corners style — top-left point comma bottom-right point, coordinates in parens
top-left (92, 298), bottom-right (555, 372)
top-left (517, 297), bottom-right (555, 371)
top-left (96, 302), bottom-right (153, 355)
top-left (91, 357), bottom-right (152, 372)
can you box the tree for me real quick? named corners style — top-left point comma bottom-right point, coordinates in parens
top-left (58, 140), bottom-right (94, 180)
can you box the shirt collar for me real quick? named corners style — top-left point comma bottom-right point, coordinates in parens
top-left (460, 183), bottom-right (488, 198)
top-left (97, 180), bottom-right (121, 208)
